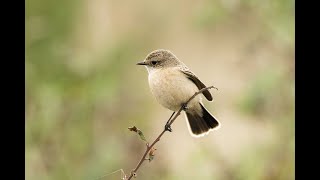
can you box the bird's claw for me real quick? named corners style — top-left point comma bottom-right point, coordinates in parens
top-left (182, 103), bottom-right (188, 111)
top-left (165, 123), bottom-right (172, 132)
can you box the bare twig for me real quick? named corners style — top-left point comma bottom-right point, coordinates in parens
top-left (126, 86), bottom-right (217, 179)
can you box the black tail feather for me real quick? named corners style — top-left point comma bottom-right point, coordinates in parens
top-left (186, 103), bottom-right (219, 136)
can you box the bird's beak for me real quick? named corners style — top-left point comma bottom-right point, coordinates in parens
top-left (136, 61), bottom-right (147, 65)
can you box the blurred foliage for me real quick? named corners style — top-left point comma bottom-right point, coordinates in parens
top-left (238, 67), bottom-right (294, 118)
top-left (26, 0), bottom-right (294, 180)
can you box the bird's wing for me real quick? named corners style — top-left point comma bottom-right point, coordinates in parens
top-left (179, 67), bottom-right (213, 101)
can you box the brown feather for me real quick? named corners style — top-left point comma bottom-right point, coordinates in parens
top-left (180, 70), bottom-right (213, 101)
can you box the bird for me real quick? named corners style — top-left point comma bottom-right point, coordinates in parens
top-left (136, 49), bottom-right (220, 137)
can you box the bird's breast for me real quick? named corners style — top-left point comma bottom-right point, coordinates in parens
top-left (148, 68), bottom-right (200, 111)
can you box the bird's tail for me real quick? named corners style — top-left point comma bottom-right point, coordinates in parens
top-left (185, 103), bottom-right (220, 137)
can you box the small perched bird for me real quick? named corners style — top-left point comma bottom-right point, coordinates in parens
top-left (137, 49), bottom-right (220, 137)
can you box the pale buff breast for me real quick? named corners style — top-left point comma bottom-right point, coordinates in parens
top-left (148, 67), bottom-right (202, 112)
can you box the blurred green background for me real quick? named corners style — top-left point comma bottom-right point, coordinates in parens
top-left (26, 0), bottom-right (294, 179)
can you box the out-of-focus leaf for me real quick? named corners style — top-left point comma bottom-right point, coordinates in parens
top-left (128, 126), bottom-right (147, 142)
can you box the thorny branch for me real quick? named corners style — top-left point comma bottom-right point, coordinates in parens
top-left (126, 86), bottom-right (217, 180)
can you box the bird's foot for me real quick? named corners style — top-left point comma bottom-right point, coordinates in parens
top-left (182, 103), bottom-right (188, 111)
top-left (164, 122), bottom-right (172, 132)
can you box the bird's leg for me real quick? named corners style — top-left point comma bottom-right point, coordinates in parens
top-left (164, 111), bottom-right (176, 132)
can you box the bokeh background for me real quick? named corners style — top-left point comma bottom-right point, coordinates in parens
top-left (26, 0), bottom-right (294, 179)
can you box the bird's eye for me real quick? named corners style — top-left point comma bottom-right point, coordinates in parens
top-left (151, 61), bottom-right (157, 65)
